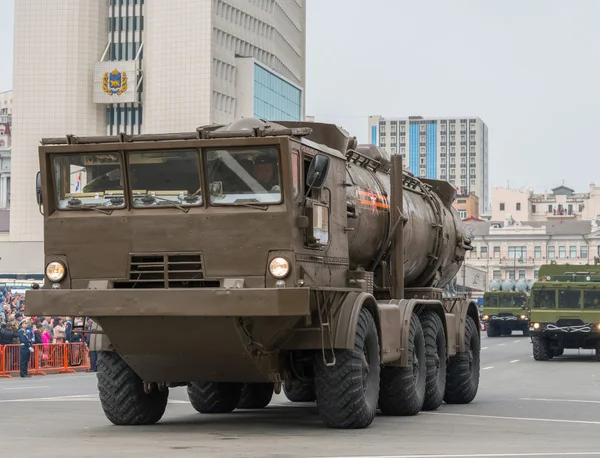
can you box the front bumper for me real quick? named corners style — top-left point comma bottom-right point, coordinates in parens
top-left (25, 287), bottom-right (311, 317)
top-left (528, 322), bottom-right (600, 336)
top-left (483, 315), bottom-right (528, 323)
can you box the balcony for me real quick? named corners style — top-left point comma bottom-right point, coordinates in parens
top-left (547, 210), bottom-right (576, 218)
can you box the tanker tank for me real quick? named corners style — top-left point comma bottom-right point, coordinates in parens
top-left (344, 144), bottom-right (471, 289)
top-left (501, 279), bottom-right (515, 291)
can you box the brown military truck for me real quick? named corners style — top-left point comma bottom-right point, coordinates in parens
top-left (27, 118), bottom-right (480, 429)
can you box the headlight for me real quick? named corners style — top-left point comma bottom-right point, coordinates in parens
top-left (45, 261), bottom-right (66, 282)
top-left (520, 315), bottom-right (527, 320)
top-left (269, 257), bottom-right (290, 279)
top-left (533, 323), bottom-right (540, 329)
top-left (596, 324), bottom-right (600, 331)
top-left (483, 315), bottom-right (489, 320)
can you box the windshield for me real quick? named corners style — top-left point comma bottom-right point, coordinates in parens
top-left (53, 154), bottom-right (125, 209)
top-left (206, 147), bottom-right (281, 205)
top-left (584, 291), bottom-right (600, 309)
top-left (128, 150), bottom-right (202, 208)
top-left (483, 296), bottom-right (498, 307)
top-left (498, 295), bottom-right (525, 307)
top-left (558, 289), bottom-right (581, 309)
top-left (533, 290), bottom-right (556, 309)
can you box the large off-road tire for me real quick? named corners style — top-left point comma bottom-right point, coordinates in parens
top-left (486, 322), bottom-right (501, 338)
top-left (283, 380), bottom-right (316, 402)
top-left (420, 312), bottom-right (447, 411)
top-left (187, 381), bottom-right (243, 413)
top-left (532, 336), bottom-right (551, 361)
top-left (97, 351), bottom-right (168, 425)
top-left (444, 315), bottom-right (480, 404)
top-left (314, 307), bottom-right (380, 429)
top-left (379, 312), bottom-right (426, 416)
top-left (237, 383), bottom-right (274, 409)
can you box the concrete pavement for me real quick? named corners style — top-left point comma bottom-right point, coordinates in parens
top-left (1, 334), bottom-right (599, 458)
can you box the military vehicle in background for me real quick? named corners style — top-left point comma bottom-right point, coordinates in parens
top-left (529, 260), bottom-right (600, 361)
top-left (482, 277), bottom-right (530, 337)
top-left (27, 118), bottom-right (480, 429)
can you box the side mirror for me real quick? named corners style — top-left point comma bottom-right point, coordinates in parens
top-left (306, 154), bottom-right (330, 190)
top-left (36, 171), bottom-right (43, 206)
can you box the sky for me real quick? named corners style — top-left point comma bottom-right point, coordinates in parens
top-left (0, 0), bottom-right (598, 193)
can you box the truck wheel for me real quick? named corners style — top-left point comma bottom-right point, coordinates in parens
top-left (97, 351), bottom-right (168, 425)
top-left (283, 380), bottom-right (316, 402)
top-left (237, 383), bottom-right (274, 409)
top-left (187, 381), bottom-right (243, 413)
top-left (379, 312), bottom-right (426, 416)
top-left (486, 322), bottom-right (500, 338)
top-left (314, 307), bottom-right (380, 429)
top-left (420, 312), bottom-right (446, 411)
top-left (532, 336), bottom-right (551, 361)
top-left (444, 315), bottom-right (480, 404)
top-left (522, 326), bottom-right (530, 337)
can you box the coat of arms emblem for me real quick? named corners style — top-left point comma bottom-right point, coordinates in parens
top-left (102, 69), bottom-right (128, 96)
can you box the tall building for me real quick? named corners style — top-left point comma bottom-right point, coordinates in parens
top-left (0, 90), bottom-right (11, 123)
top-left (4, 0), bottom-right (306, 276)
top-left (368, 115), bottom-right (489, 214)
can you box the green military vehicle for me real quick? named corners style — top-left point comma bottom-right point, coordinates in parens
top-left (27, 118), bottom-right (480, 429)
top-left (482, 290), bottom-right (530, 337)
top-left (529, 260), bottom-right (600, 361)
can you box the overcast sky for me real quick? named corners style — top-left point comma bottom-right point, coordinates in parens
top-left (1, 0), bottom-right (598, 193)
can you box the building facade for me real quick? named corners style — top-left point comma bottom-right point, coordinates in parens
top-left (492, 184), bottom-right (600, 222)
top-left (0, 90), bottom-right (11, 123)
top-left (368, 115), bottom-right (489, 214)
top-left (453, 193), bottom-right (479, 220)
top-left (464, 217), bottom-right (600, 284)
top-left (4, 0), bottom-right (306, 275)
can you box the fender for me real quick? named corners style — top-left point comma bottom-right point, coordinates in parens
top-left (453, 299), bottom-right (481, 353)
top-left (332, 292), bottom-right (383, 358)
top-left (88, 320), bottom-right (113, 352)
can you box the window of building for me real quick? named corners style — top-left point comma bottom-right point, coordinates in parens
top-left (500, 203), bottom-right (505, 211)
top-left (441, 157), bottom-right (447, 164)
top-left (548, 204), bottom-right (553, 212)
top-left (450, 124), bottom-right (456, 131)
top-left (493, 246), bottom-right (500, 258)
top-left (508, 246), bottom-right (527, 259)
top-left (450, 169), bottom-right (456, 177)
top-left (508, 270), bottom-right (515, 280)
top-left (568, 204), bottom-right (573, 215)
top-left (400, 125), bottom-right (405, 133)
top-left (470, 169), bottom-right (476, 176)
top-left (470, 156), bottom-right (475, 164)
top-left (450, 135), bottom-right (455, 142)
top-left (470, 135), bottom-right (475, 142)
top-left (420, 135), bottom-right (426, 143)
top-left (420, 157), bottom-right (426, 165)
top-left (534, 246), bottom-right (541, 258)
top-left (470, 146), bottom-right (475, 153)
top-left (450, 157), bottom-right (456, 165)
top-left (391, 124), bottom-right (397, 133)
top-left (420, 146), bottom-right (426, 154)
top-left (460, 123), bottom-right (466, 131)
top-left (380, 136), bottom-right (386, 145)
top-left (391, 147), bottom-right (397, 154)
top-left (581, 245), bottom-right (588, 258)
top-left (400, 136), bottom-right (406, 144)
top-left (470, 179), bottom-right (475, 186)
top-left (379, 125), bottom-right (386, 133)
top-left (559, 246), bottom-right (566, 258)
top-left (441, 124), bottom-right (447, 131)
top-left (598, 245), bottom-right (600, 256)
top-left (518, 269), bottom-right (526, 279)
top-left (569, 246), bottom-right (577, 258)
top-left (532, 204), bottom-right (537, 213)
top-left (516, 202), bottom-right (521, 211)
top-left (420, 124), bottom-right (426, 132)
top-left (390, 136), bottom-right (397, 144)
top-left (441, 146), bottom-right (446, 153)
top-left (461, 146), bottom-right (466, 153)
top-left (420, 169), bottom-right (426, 177)
top-left (481, 246), bottom-right (488, 259)
top-left (458, 210), bottom-right (467, 219)
top-left (400, 147), bottom-right (406, 154)
top-left (493, 269), bottom-right (501, 280)
top-left (548, 246), bottom-right (555, 259)
top-left (461, 179), bottom-right (466, 186)
top-left (461, 135), bottom-right (466, 142)
top-left (441, 135), bottom-right (446, 142)
top-left (579, 204), bottom-right (584, 212)
top-left (461, 157), bottom-right (466, 164)
top-left (534, 269), bottom-right (539, 280)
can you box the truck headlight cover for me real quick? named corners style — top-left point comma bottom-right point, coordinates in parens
top-left (46, 261), bottom-right (66, 282)
top-left (269, 257), bottom-right (290, 279)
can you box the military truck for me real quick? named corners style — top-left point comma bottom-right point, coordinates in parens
top-left (26, 118), bottom-right (480, 429)
top-left (482, 290), bottom-right (530, 337)
top-left (529, 260), bottom-right (600, 361)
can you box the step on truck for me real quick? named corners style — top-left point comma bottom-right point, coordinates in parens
top-left (482, 291), bottom-right (530, 337)
top-left (529, 260), bottom-right (600, 361)
top-left (26, 118), bottom-right (480, 429)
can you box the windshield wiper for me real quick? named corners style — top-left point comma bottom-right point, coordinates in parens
top-left (231, 199), bottom-right (268, 211)
top-left (134, 194), bottom-right (189, 213)
top-left (66, 200), bottom-right (114, 215)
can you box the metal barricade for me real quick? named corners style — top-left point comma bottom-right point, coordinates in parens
top-left (0, 343), bottom-right (90, 377)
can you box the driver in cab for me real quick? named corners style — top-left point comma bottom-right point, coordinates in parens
top-left (83, 168), bottom-right (122, 193)
top-left (252, 154), bottom-right (279, 192)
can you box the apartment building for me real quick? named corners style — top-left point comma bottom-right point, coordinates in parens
top-left (453, 193), bottom-right (479, 220)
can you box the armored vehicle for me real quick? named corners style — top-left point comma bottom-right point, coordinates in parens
top-left (27, 118), bottom-right (480, 429)
top-left (529, 260), bottom-right (600, 361)
top-left (482, 290), bottom-right (529, 337)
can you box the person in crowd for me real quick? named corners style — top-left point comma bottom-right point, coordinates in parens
top-left (53, 318), bottom-right (66, 344)
top-left (0, 322), bottom-right (18, 345)
top-left (86, 318), bottom-right (98, 372)
top-left (18, 319), bottom-right (33, 378)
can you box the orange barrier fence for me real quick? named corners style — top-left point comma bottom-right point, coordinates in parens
top-left (0, 342), bottom-right (90, 378)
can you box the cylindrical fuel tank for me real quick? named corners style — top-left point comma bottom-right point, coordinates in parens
top-left (345, 146), bottom-right (470, 289)
top-left (515, 279), bottom-right (528, 291)
top-left (501, 279), bottom-right (515, 291)
top-left (489, 279), bottom-right (502, 291)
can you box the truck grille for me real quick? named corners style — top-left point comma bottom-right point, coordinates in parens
top-left (114, 253), bottom-right (220, 289)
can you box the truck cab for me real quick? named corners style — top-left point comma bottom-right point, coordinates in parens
top-left (482, 291), bottom-right (530, 337)
top-left (529, 261), bottom-right (600, 360)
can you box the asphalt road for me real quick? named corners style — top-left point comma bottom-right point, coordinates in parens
top-left (2, 332), bottom-right (599, 458)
